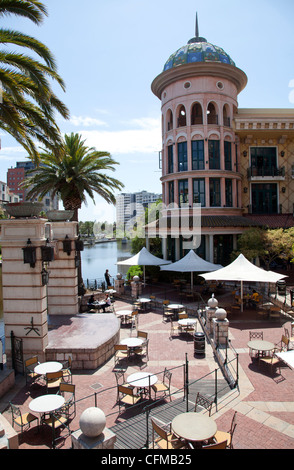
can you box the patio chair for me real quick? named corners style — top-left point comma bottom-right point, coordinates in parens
top-left (24, 356), bottom-right (41, 385)
top-left (194, 392), bottom-right (213, 416)
top-left (46, 370), bottom-right (63, 392)
top-left (150, 418), bottom-right (185, 450)
top-left (269, 306), bottom-right (281, 320)
top-left (162, 300), bottom-right (173, 322)
top-left (9, 402), bottom-right (39, 433)
top-left (57, 382), bottom-right (76, 419)
top-left (259, 354), bottom-right (281, 375)
top-left (249, 331), bottom-right (263, 359)
top-left (213, 411), bottom-right (237, 449)
top-left (178, 312), bottom-right (188, 320)
top-left (169, 320), bottom-right (180, 339)
top-left (152, 368), bottom-right (172, 401)
top-left (149, 295), bottom-right (157, 309)
top-left (135, 339), bottom-right (149, 365)
top-left (117, 385), bottom-right (141, 414)
top-left (202, 439), bottom-right (227, 449)
top-left (130, 311), bottom-right (139, 335)
top-left (62, 356), bottom-right (72, 383)
top-left (137, 330), bottom-right (148, 344)
top-left (114, 371), bottom-right (134, 400)
top-left (249, 331), bottom-right (263, 340)
top-left (114, 344), bottom-right (129, 366)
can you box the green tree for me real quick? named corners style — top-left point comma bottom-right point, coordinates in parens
top-left (232, 227), bottom-right (266, 262)
top-left (22, 132), bottom-right (124, 222)
top-left (0, 0), bottom-right (69, 162)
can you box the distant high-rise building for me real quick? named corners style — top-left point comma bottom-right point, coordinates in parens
top-left (116, 190), bottom-right (161, 234)
top-left (7, 161), bottom-right (59, 212)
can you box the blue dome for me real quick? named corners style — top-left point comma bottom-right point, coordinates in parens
top-left (163, 37), bottom-right (236, 71)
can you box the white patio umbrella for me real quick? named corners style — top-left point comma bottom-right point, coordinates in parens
top-left (116, 246), bottom-right (171, 285)
top-left (200, 253), bottom-right (287, 311)
top-left (160, 249), bottom-right (223, 290)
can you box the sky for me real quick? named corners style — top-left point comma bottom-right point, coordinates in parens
top-left (1, 0), bottom-right (294, 222)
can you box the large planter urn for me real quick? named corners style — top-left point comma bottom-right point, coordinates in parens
top-left (46, 210), bottom-right (74, 221)
top-left (4, 202), bottom-right (43, 218)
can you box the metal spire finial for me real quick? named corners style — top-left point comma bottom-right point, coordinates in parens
top-left (195, 12), bottom-right (199, 40)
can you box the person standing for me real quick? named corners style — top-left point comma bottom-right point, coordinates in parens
top-left (104, 269), bottom-right (111, 288)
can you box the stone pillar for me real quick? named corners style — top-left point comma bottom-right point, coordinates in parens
top-left (1, 219), bottom-right (50, 365)
top-left (131, 280), bottom-right (142, 298)
top-left (213, 318), bottom-right (229, 346)
top-left (114, 276), bottom-right (125, 295)
top-left (71, 427), bottom-right (116, 450)
top-left (47, 221), bottom-right (79, 315)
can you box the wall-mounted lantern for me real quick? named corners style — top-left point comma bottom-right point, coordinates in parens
top-left (41, 239), bottom-right (54, 262)
top-left (41, 267), bottom-right (49, 286)
top-left (280, 151), bottom-right (285, 157)
top-left (243, 187), bottom-right (248, 193)
top-left (282, 187), bottom-right (286, 193)
top-left (243, 151), bottom-right (247, 157)
top-left (62, 235), bottom-right (72, 255)
top-left (22, 238), bottom-right (36, 268)
top-left (75, 236), bottom-right (84, 252)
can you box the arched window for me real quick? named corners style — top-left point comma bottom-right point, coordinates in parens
top-left (191, 102), bottom-right (203, 125)
top-left (166, 109), bottom-right (173, 131)
top-left (177, 105), bottom-right (187, 127)
top-left (207, 102), bottom-right (218, 125)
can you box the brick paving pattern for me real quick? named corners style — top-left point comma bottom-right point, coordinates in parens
top-left (1, 282), bottom-right (294, 450)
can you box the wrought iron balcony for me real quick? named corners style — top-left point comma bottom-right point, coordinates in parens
top-left (247, 166), bottom-right (285, 179)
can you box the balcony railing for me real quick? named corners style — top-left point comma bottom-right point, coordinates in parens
top-left (247, 166), bottom-right (285, 179)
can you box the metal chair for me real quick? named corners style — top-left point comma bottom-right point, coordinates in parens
top-left (117, 385), bottom-right (141, 414)
top-left (62, 356), bottom-right (72, 383)
top-left (57, 382), bottom-right (76, 419)
top-left (194, 392), bottom-right (213, 416)
top-left (10, 402), bottom-right (39, 434)
top-left (213, 411), bottom-right (237, 448)
top-left (203, 439), bottom-right (227, 449)
top-left (114, 344), bottom-right (129, 366)
top-left (46, 370), bottom-right (63, 392)
top-left (152, 368), bottom-right (172, 401)
top-left (150, 418), bottom-right (185, 450)
top-left (24, 356), bottom-right (41, 385)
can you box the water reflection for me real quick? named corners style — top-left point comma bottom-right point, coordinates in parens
top-left (81, 240), bottom-right (132, 282)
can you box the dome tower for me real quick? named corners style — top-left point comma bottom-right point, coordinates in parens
top-left (150, 15), bottom-right (252, 265)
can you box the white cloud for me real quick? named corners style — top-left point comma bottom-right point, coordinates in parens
top-left (79, 117), bottom-right (162, 155)
top-left (70, 115), bottom-right (108, 127)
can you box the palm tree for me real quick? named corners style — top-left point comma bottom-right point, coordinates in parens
top-left (0, 0), bottom-right (69, 162)
top-left (22, 132), bottom-right (124, 222)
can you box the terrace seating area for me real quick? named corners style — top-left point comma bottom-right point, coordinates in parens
top-left (1, 280), bottom-right (294, 450)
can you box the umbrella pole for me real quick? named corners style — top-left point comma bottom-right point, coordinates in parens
top-left (241, 280), bottom-right (243, 312)
top-left (191, 272), bottom-right (193, 291)
top-left (144, 266), bottom-right (146, 287)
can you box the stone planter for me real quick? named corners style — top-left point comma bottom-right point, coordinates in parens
top-left (46, 210), bottom-right (74, 221)
top-left (4, 202), bottom-right (43, 218)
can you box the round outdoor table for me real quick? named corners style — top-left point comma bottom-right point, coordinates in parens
top-left (168, 304), bottom-right (184, 310)
top-left (116, 310), bottom-right (132, 325)
top-left (127, 372), bottom-right (158, 388)
top-left (105, 289), bottom-right (116, 295)
top-left (116, 310), bottom-right (132, 317)
top-left (247, 339), bottom-right (275, 353)
top-left (29, 394), bottom-right (65, 414)
top-left (34, 361), bottom-right (63, 375)
top-left (172, 412), bottom-right (217, 443)
top-left (247, 339), bottom-right (275, 360)
top-left (178, 318), bottom-right (197, 327)
top-left (120, 337), bottom-right (144, 349)
top-left (138, 298), bottom-right (151, 311)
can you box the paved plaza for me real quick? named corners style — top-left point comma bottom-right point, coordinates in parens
top-left (1, 284), bottom-right (294, 450)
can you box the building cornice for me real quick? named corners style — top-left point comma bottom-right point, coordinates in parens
top-left (151, 62), bottom-right (248, 99)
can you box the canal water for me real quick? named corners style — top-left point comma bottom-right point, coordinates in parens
top-left (81, 239), bottom-right (132, 282)
top-left (0, 240), bottom-right (133, 345)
